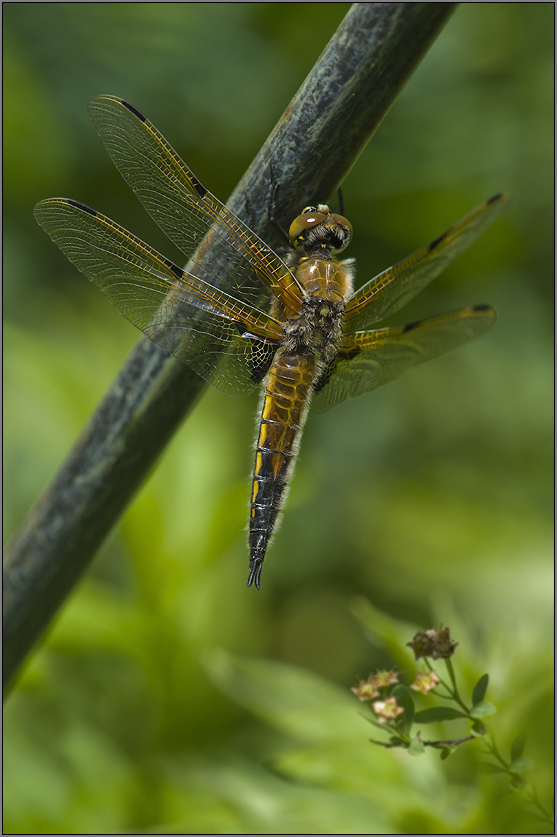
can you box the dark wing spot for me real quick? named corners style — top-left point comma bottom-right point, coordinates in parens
top-left (429, 231), bottom-right (448, 251)
top-left (487, 192), bottom-right (503, 204)
top-left (165, 259), bottom-right (183, 279)
top-left (313, 359), bottom-right (337, 393)
top-left (472, 303), bottom-right (492, 312)
top-left (402, 319), bottom-right (421, 333)
top-left (250, 342), bottom-right (276, 384)
top-left (67, 200), bottom-right (96, 216)
top-left (191, 177), bottom-right (208, 200)
top-left (121, 100), bottom-right (146, 121)
top-left (313, 348), bottom-right (360, 393)
top-left (342, 348), bottom-right (362, 362)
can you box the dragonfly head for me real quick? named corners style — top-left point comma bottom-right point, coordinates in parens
top-left (289, 204), bottom-right (352, 255)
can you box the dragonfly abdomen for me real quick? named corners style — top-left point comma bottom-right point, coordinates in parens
top-left (247, 352), bottom-right (319, 589)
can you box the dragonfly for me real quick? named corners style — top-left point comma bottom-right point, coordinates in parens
top-left (34, 95), bottom-right (509, 589)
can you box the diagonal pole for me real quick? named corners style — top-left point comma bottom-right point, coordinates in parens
top-left (3, 2), bottom-right (457, 691)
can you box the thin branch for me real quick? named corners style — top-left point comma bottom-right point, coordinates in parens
top-left (416, 732), bottom-right (475, 748)
top-left (3, 2), bottom-right (458, 692)
top-left (369, 739), bottom-right (402, 749)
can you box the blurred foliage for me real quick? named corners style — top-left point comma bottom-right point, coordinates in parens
top-left (3, 3), bottom-right (553, 834)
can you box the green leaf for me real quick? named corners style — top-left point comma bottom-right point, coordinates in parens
top-left (508, 755), bottom-right (535, 774)
top-left (407, 737), bottom-right (425, 757)
top-left (510, 730), bottom-right (527, 761)
top-left (440, 748), bottom-right (451, 761)
top-left (205, 650), bottom-right (363, 742)
top-left (391, 684), bottom-right (414, 735)
top-left (414, 706), bottom-right (467, 723)
top-left (469, 701), bottom-right (497, 718)
top-left (472, 673), bottom-right (489, 705)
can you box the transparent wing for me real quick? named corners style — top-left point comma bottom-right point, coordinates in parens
top-left (88, 95), bottom-right (304, 313)
top-left (343, 193), bottom-right (509, 331)
top-left (34, 198), bottom-right (284, 396)
top-left (311, 306), bottom-right (496, 413)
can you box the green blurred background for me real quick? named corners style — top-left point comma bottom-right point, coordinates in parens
top-left (3, 4), bottom-right (553, 834)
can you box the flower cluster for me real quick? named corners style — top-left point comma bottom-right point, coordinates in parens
top-left (371, 696), bottom-right (405, 725)
top-left (351, 669), bottom-right (403, 724)
top-left (406, 626), bottom-right (458, 660)
top-left (410, 670), bottom-right (440, 695)
top-left (349, 625), bottom-right (552, 829)
top-left (351, 669), bottom-right (399, 702)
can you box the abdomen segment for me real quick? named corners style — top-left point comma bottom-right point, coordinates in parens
top-left (248, 353), bottom-right (317, 588)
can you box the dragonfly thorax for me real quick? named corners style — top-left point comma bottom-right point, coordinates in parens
top-left (294, 252), bottom-right (355, 304)
top-left (282, 295), bottom-right (344, 361)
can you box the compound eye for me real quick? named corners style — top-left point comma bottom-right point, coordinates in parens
top-left (330, 214), bottom-right (352, 233)
top-left (288, 210), bottom-right (327, 244)
top-left (329, 214), bottom-right (353, 252)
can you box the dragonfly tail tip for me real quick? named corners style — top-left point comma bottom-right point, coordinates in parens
top-left (247, 559), bottom-right (263, 590)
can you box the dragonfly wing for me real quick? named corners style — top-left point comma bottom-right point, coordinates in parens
top-left (343, 193), bottom-right (509, 331)
top-left (311, 305), bottom-right (496, 413)
top-left (34, 198), bottom-right (284, 396)
top-left (88, 95), bottom-right (305, 313)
